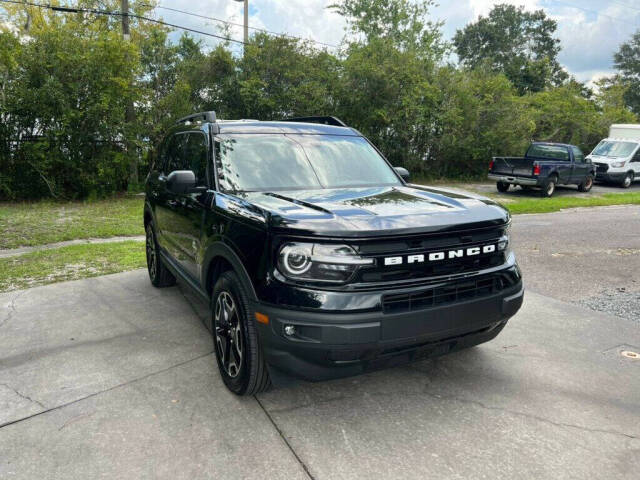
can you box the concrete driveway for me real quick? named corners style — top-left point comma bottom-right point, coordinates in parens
top-left (2, 210), bottom-right (640, 479)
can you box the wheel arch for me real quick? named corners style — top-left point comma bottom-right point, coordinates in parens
top-left (203, 243), bottom-right (258, 302)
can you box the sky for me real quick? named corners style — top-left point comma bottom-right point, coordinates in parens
top-left (157, 0), bottom-right (640, 85)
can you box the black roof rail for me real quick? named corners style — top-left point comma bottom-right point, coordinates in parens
top-left (176, 111), bottom-right (217, 125)
top-left (282, 116), bottom-right (348, 127)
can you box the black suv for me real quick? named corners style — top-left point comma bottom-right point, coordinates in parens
top-left (144, 112), bottom-right (524, 395)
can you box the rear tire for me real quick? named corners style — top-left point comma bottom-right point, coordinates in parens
top-left (621, 172), bottom-right (633, 188)
top-left (496, 181), bottom-right (510, 192)
top-left (578, 175), bottom-right (594, 192)
top-left (212, 271), bottom-right (271, 396)
top-left (146, 222), bottom-right (176, 288)
top-left (541, 176), bottom-right (557, 197)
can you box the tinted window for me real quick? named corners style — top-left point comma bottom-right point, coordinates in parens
top-left (184, 133), bottom-right (208, 186)
top-left (165, 134), bottom-right (186, 173)
top-left (572, 146), bottom-right (585, 163)
top-left (294, 135), bottom-right (400, 188)
top-left (527, 144), bottom-right (569, 161)
top-left (216, 134), bottom-right (401, 192)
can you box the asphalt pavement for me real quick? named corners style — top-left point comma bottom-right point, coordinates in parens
top-left (1, 206), bottom-right (639, 479)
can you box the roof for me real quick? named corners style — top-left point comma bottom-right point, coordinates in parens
top-left (216, 121), bottom-right (359, 136)
top-left (530, 141), bottom-right (575, 148)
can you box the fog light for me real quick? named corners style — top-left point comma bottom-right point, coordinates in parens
top-left (284, 325), bottom-right (296, 336)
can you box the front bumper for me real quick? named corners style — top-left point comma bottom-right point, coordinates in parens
top-left (253, 271), bottom-right (524, 381)
top-left (488, 174), bottom-right (540, 186)
top-left (595, 171), bottom-right (626, 182)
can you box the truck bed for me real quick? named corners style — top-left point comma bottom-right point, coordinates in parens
top-left (491, 157), bottom-right (534, 177)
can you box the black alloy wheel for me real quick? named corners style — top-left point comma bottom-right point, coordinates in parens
top-left (211, 271), bottom-right (271, 395)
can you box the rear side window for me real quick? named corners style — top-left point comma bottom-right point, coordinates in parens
top-left (572, 146), bottom-right (585, 163)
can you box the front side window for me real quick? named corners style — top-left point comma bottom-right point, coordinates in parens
top-left (184, 133), bottom-right (208, 186)
top-left (164, 134), bottom-right (185, 173)
top-left (591, 141), bottom-right (637, 158)
top-left (216, 134), bottom-right (401, 192)
top-left (572, 146), bottom-right (585, 163)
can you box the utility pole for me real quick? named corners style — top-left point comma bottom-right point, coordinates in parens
top-left (121, 0), bottom-right (130, 41)
top-left (243, 0), bottom-right (248, 45)
top-left (233, 0), bottom-right (248, 45)
top-left (122, 0), bottom-right (137, 184)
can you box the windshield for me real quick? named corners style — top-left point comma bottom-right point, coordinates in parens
top-left (526, 144), bottom-right (569, 161)
top-left (216, 134), bottom-right (401, 192)
top-left (591, 140), bottom-right (637, 158)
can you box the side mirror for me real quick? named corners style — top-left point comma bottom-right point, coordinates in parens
top-left (394, 167), bottom-right (410, 182)
top-left (167, 170), bottom-right (197, 194)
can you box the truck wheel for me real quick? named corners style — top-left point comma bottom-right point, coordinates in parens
top-left (212, 270), bottom-right (271, 396)
top-left (621, 172), bottom-right (633, 188)
top-left (578, 175), bottom-right (594, 192)
top-left (145, 222), bottom-right (176, 288)
top-left (496, 181), bottom-right (510, 192)
top-left (541, 177), bottom-right (556, 197)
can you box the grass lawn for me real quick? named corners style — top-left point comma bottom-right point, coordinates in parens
top-left (498, 192), bottom-right (640, 214)
top-left (0, 196), bottom-right (144, 249)
top-left (0, 241), bottom-right (146, 292)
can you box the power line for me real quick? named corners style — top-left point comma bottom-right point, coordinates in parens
top-left (545, 0), bottom-right (640, 28)
top-left (0, 0), bottom-right (247, 44)
top-left (146, 3), bottom-right (339, 49)
top-left (608, 0), bottom-right (640, 13)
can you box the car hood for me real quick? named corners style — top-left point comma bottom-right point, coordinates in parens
top-left (221, 185), bottom-right (509, 237)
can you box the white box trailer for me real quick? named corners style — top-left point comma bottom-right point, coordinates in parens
top-left (609, 124), bottom-right (640, 141)
top-left (586, 124), bottom-right (640, 187)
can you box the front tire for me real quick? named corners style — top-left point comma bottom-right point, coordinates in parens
top-left (146, 222), bottom-right (176, 288)
top-left (212, 271), bottom-right (271, 396)
top-left (578, 175), bottom-right (594, 192)
top-left (496, 181), bottom-right (510, 192)
top-left (621, 172), bottom-right (633, 188)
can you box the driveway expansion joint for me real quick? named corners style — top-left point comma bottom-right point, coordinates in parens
top-left (0, 351), bottom-right (214, 430)
top-left (254, 395), bottom-right (316, 480)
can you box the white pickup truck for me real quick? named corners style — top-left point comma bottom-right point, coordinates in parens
top-left (587, 124), bottom-right (640, 188)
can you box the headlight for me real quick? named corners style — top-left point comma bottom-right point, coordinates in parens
top-left (611, 161), bottom-right (626, 168)
top-left (498, 221), bottom-right (511, 255)
top-left (277, 243), bottom-right (373, 283)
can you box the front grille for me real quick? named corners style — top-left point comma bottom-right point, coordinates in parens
top-left (382, 275), bottom-right (507, 314)
top-left (595, 162), bottom-right (609, 173)
top-left (352, 225), bottom-right (507, 285)
top-left (360, 253), bottom-right (504, 283)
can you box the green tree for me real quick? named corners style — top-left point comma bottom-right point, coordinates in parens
top-left (236, 33), bottom-right (340, 120)
top-left (453, 4), bottom-right (567, 94)
top-left (0, 19), bottom-right (139, 199)
top-left (331, 0), bottom-right (445, 57)
top-left (429, 68), bottom-right (535, 178)
top-left (614, 29), bottom-right (640, 115)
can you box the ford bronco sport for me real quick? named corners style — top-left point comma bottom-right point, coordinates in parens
top-left (144, 112), bottom-right (524, 395)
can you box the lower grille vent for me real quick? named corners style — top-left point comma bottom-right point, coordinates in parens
top-left (382, 276), bottom-right (503, 314)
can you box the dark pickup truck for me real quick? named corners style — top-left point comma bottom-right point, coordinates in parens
top-left (488, 142), bottom-right (596, 197)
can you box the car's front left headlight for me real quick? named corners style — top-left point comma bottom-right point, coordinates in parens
top-left (611, 161), bottom-right (626, 168)
top-left (277, 243), bottom-right (373, 283)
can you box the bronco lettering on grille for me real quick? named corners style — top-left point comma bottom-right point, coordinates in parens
top-left (384, 244), bottom-right (497, 266)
